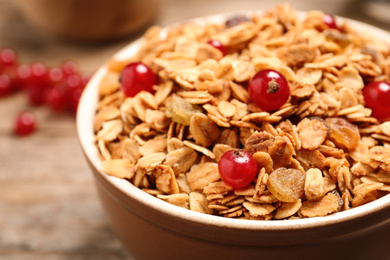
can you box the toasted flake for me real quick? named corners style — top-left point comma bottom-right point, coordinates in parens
top-left (101, 159), bottom-right (135, 179)
top-left (189, 113), bottom-right (219, 147)
top-left (370, 146), bottom-right (390, 171)
top-left (217, 100), bottom-right (237, 118)
top-left (243, 202), bottom-right (275, 217)
top-left (300, 193), bottom-right (339, 217)
top-left (157, 194), bottom-right (189, 209)
top-left (96, 120), bottom-right (123, 142)
top-left (229, 81), bottom-right (250, 103)
top-left (136, 152), bottom-right (166, 171)
top-left (189, 192), bottom-right (213, 214)
top-left (138, 136), bottom-right (167, 156)
top-left (186, 162), bottom-right (220, 190)
top-left (297, 118), bottom-right (327, 150)
top-left (94, 106), bottom-right (121, 132)
top-left (379, 122), bottom-right (390, 136)
top-left (275, 200), bottom-right (302, 219)
top-left (183, 140), bottom-right (215, 159)
top-left (165, 147), bottom-right (197, 175)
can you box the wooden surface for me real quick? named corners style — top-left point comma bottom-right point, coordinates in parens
top-left (1, 0), bottom-right (389, 259)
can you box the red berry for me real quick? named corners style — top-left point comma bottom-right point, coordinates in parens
top-left (249, 69), bottom-right (290, 112)
top-left (218, 149), bottom-right (258, 188)
top-left (46, 85), bottom-right (67, 112)
top-left (13, 111), bottom-right (36, 136)
top-left (363, 81), bottom-right (390, 122)
top-left (14, 64), bottom-right (31, 90)
top-left (323, 13), bottom-right (338, 30)
top-left (120, 62), bottom-right (156, 97)
top-left (61, 60), bottom-right (78, 76)
top-left (207, 40), bottom-right (227, 56)
top-left (48, 67), bottom-right (64, 84)
top-left (0, 74), bottom-right (12, 97)
top-left (0, 48), bottom-right (17, 70)
top-left (25, 63), bottom-right (49, 106)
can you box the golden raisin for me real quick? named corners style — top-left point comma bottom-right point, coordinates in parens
top-left (325, 117), bottom-right (360, 150)
top-left (165, 95), bottom-right (201, 126)
top-left (267, 168), bottom-right (306, 202)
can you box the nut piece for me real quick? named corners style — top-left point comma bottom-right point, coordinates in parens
top-left (304, 168), bottom-right (325, 201)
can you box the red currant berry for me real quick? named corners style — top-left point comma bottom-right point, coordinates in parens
top-left (0, 74), bottom-right (12, 97)
top-left (323, 13), bottom-right (338, 30)
top-left (0, 48), bottom-right (18, 70)
top-left (363, 81), bottom-right (390, 121)
top-left (249, 69), bottom-right (290, 112)
top-left (48, 67), bottom-right (64, 84)
top-left (120, 62), bottom-right (156, 97)
top-left (207, 40), bottom-right (227, 56)
top-left (218, 149), bottom-right (258, 188)
top-left (61, 60), bottom-right (78, 76)
top-left (45, 85), bottom-right (68, 112)
top-left (14, 64), bottom-right (31, 90)
top-left (25, 63), bottom-right (49, 106)
top-left (13, 111), bottom-right (36, 136)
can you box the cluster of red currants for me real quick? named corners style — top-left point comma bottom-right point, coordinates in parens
top-left (0, 48), bottom-right (91, 136)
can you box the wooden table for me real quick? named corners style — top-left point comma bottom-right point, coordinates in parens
top-left (1, 0), bottom-right (389, 259)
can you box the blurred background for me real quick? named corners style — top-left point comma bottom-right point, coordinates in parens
top-left (1, 0), bottom-right (389, 259)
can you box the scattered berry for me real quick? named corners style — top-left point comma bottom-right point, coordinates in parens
top-left (0, 74), bottom-right (13, 97)
top-left (120, 62), bottom-right (156, 97)
top-left (249, 69), bottom-right (290, 112)
top-left (13, 111), bottom-right (36, 136)
top-left (0, 48), bottom-right (18, 70)
top-left (218, 149), bottom-right (258, 188)
top-left (0, 47), bottom-right (90, 136)
top-left (363, 81), bottom-right (390, 121)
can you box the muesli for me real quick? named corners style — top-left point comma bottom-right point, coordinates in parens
top-left (94, 4), bottom-right (390, 220)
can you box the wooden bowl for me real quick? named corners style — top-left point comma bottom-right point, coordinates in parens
top-left (16, 0), bottom-right (160, 41)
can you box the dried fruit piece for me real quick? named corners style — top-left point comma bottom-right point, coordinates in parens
top-left (267, 167), bottom-right (305, 202)
top-left (325, 117), bottom-right (360, 150)
top-left (165, 94), bottom-right (201, 126)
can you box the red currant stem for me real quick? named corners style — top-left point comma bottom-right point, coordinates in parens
top-left (233, 149), bottom-right (244, 157)
top-left (267, 79), bottom-right (279, 94)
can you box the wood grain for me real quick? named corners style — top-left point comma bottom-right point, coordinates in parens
top-left (1, 0), bottom-right (389, 259)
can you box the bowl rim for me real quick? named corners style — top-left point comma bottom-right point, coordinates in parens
top-left (77, 10), bottom-right (390, 232)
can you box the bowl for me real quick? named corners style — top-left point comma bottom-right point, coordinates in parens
top-left (77, 8), bottom-right (390, 260)
top-left (16, 0), bottom-right (160, 41)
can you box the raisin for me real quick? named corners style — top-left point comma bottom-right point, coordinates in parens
top-left (267, 168), bottom-right (306, 202)
top-left (325, 117), bottom-right (360, 150)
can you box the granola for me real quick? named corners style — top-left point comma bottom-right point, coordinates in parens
top-left (94, 4), bottom-right (390, 220)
